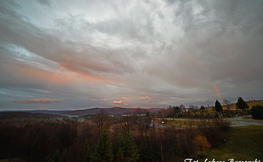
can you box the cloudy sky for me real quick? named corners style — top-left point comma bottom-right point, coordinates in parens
top-left (0, 0), bottom-right (263, 111)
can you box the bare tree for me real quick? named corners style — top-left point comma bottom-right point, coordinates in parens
top-left (132, 108), bottom-right (152, 138)
top-left (93, 109), bottom-right (109, 133)
top-left (189, 105), bottom-right (195, 109)
top-left (158, 109), bottom-right (167, 121)
top-left (223, 99), bottom-right (231, 110)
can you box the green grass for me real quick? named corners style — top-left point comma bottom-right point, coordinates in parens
top-left (200, 125), bottom-right (263, 161)
top-left (165, 119), bottom-right (218, 127)
top-left (165, 119), bottom-right (191, 127)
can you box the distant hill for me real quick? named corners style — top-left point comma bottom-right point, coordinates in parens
top-left (63, 107), bottom-right (165, 116)
top-left (0, 110), bottom-right (71, 114)
top-left (0, 112), bottom-right (63, 120)
top-left (28, 110), bottom-right (71, 114)
top-left (0, 107), bottom-right (165, 119)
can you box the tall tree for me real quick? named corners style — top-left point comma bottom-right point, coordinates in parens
top-left (115, 132), bottom-right (125, 162)
top-left (115, 131), bottom-right (139, 162)
top-left (236, 97), bottom-right (249, 110)
top-left (139, 134), bottom-right (161, 162)
top-left (151, 140), bottom-right (162, 162)
top-left (139, 134), bottom-right (153, 162)
top-left (92, 128), bottom-right (113, 162)
top-left (82, 139), bottom-right (91, 162)
top-left (124, 132), bottom-right (140, 162)
top-left (173, 106), bottom-right (180, 118)
top-left (215, 100), bottom-right (223, 112)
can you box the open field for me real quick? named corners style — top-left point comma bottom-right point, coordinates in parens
top-left (164, 119), bottom-right (216, 127)
top-left (200, 125), bottom-right (263, 161)
top-left (204, 100), bottom-right (263, 111)
top-left (222, 100), bottom-right (263, 110)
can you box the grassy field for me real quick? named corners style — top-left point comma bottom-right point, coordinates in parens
top-left (163, 119), bottom-right (230, 127)
top-left (200, 125), bottom-right (263, 161)
top-left (164, 119), bottom-right (197, 127)
top-left (204, 100), bottom-right (263, 111)
top-left (222, 100), bottom-right (263, 110)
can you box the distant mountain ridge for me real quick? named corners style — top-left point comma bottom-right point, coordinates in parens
top-left (0, 107), bottom-right (165, 117)
top-left (0, 110), bottom-right (71, 114)
top-left (63, 107), bottom-right (165, 116)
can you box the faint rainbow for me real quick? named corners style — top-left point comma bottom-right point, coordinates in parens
top-left (175, 44), bottom-right (223, 103)
top-left (147, 34), bottom-right (223, 103)
top-left (46, 59), bottom-right (71, 90)
top-left (38, 59), bottom-right (71, 110)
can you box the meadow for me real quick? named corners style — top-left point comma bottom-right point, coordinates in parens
top-left (200, 125), bottom-right (263, 160)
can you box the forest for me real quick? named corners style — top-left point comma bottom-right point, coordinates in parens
top-left (0, 109), bottom-right (231, 162)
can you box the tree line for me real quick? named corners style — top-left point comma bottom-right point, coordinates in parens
top-left (0, 109), bottom-right (231, 162)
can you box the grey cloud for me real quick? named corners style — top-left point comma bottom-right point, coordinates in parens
top-left (0, 0), bottom-right (263, 110)
top-left (0, 7), bottom-right (135, 77)
top-left (38, 0), bottom-right (52, 7)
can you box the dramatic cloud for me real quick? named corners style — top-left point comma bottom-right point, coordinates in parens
top-left (0, 0), bottom-right (263, 110)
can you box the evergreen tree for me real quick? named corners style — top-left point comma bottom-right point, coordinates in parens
top-left (115, 132), bottom-right (125, 162)
top-left (173, 106), bottom-right (180, 118)
top-left (61, 149), bottom-right (67, 162)
top-left (215, 100), bottom-right (223, 112)
top-left (151, 140), bottom-right (162, 161)
top-left (44, 150), bottom-right (60, 162)
top-left (124, 132), bottom-right (139, 162)
top-left (52, 150), bottom-right (60, 162)
top-left (92, 128), bottom-right (113, 162)
top-left (82, 139), bottom-right (91, 162)
top-left (200, 106), bottom-right (205, 111)
top-left (236, 97), bottom-right (249, 110)
top-left (139, 134), bottom-right (161, 162)
top-left (115, 131), bottom-right (139, 162)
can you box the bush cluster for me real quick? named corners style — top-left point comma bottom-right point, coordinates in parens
top-left (251, 105), bottom-right (263, 119)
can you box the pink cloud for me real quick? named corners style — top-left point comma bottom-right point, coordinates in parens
top-left (122, 97), bottom-right (128, 100)
top-left (140, 96), bottom-right (151, 100)
top-left (14, 98), bottom-right (63, 104)
top-left (112, 100), bottom-right (123, 103)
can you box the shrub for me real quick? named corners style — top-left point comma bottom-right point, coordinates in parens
top-left (251, 105), bottom-right (263, 119)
